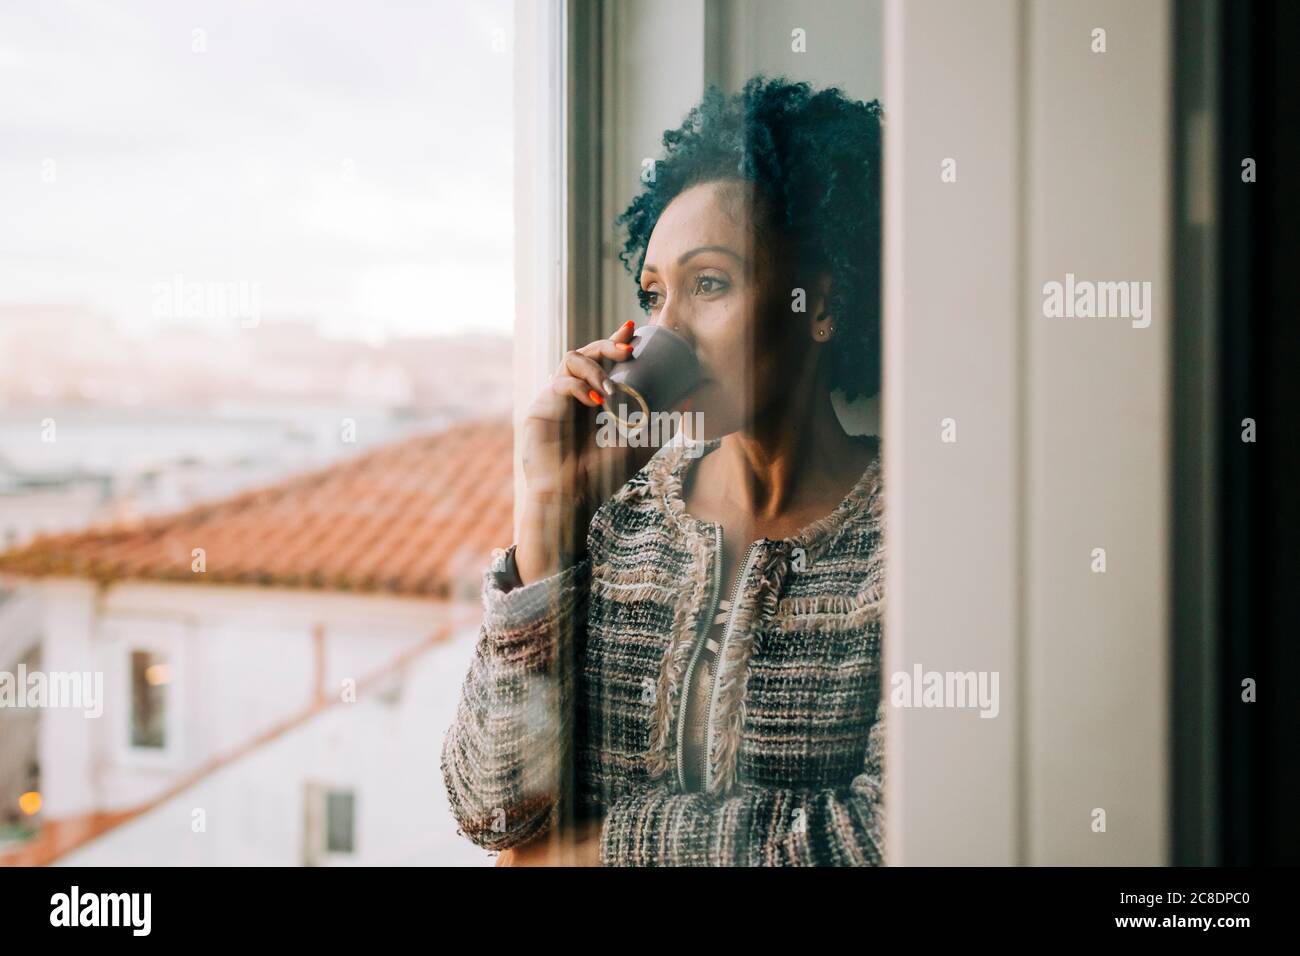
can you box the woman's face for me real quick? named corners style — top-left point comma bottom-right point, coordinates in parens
top-left (639, 179), bottom-right (816, 440)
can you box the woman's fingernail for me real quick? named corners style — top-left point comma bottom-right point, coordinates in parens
top-left (602, 380), bottom-right (614, 395)
top-left (588, 388), bottom-right (604, 404)
top-left (624, 319), bottom-right (634, 328)
top-left (616, 343), bottom-right (633, 351)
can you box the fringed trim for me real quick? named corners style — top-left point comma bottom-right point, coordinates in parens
top-left (769, 588), bottom-right (884, 635)
top-left (641, 435), bottom-right (718, 783)
top-left (788, 438), bottom-right (883, 566)
top-left (858, 545), bottom-right (886, 614)
top-left (706, 545), bottom-right (788, 797)
top-left (785, 537), bottom-right (886, 624)
top-left (642, 527), bottom-right (715, 783)
top-left (622, 435), bottom-right (721, 783)
top-left (858, 460), bottom-right (887, 611)
top-left (644, 435), bottom-right (722, 538)
top-left (587, 546), bottom-right (685, 613)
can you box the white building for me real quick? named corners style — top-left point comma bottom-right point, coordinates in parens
top-left (0, 417), bottom-right (512, 866)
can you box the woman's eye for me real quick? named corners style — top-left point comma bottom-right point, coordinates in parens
top-left (693, 275), bottom-right (728, 295)
top-left (639, 289), bottom-right (661, 310)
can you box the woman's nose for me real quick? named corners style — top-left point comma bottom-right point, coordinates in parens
top-left (650, 310), bottom-right (694, 346)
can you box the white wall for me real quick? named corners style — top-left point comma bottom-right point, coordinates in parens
top-left (27, 578), bottom-right (487, 864)
top-left (35, 580), bottom-right (99, 818)
top-left (882, 0), bottom-right (1023, 866)
top-left (58, 628), bottom-right (489, 866)
top-left (883, 0), bottom-right (1171, 864)
top-left (708, 0), bottom-right (883, 97)
top-left (1021, 0), bottom-right (1170, 865)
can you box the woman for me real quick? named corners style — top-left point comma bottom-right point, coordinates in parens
top-left (441, 76), bottom-right (886, 866)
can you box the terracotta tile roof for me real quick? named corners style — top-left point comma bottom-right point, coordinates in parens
top-left (0, 417), bottom-right (514, 600)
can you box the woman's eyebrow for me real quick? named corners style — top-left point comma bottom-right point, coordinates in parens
top-left (642, 245), bottom-right (748, 275)
top-left (677, 245), bottom-right (747, 267)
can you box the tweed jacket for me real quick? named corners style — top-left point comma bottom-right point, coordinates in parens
top-left (440, 433), bottom-right (886, 866)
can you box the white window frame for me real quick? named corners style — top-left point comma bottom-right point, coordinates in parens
top-left (511, 0), bottom-right (566, 532)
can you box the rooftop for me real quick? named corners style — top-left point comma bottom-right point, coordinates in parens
top-left (0, 417), bottom-right (514, 600)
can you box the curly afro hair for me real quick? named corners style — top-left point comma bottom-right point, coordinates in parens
top-left (615, 74), bottom-right (884, 402)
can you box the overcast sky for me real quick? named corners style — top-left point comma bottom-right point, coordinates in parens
top-left (0, 0), bottom-right (515, 340)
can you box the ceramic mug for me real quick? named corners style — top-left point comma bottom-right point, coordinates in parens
top-left (605, 324), bottom-right (703, 441)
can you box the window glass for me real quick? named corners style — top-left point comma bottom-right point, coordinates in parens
top-left (129, 650), bottom-right (167, 750)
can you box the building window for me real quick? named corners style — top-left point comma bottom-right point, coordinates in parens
top-left (303, 782), bottom-right (357, 865)
top-left (325, 790), bottom-right (355, 854)
top-left (129, 649), bottom-right (169, 749)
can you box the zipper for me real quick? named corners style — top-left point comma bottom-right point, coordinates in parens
top-left (676, 524), bottom-right (723, 792)
top-left (703, 539), bottom-right (762, 793)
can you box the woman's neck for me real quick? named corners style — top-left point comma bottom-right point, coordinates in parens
top-left (715, 382), bottom-right (872, 524)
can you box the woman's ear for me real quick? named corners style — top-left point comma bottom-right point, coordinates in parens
top-left (808, 270), bottom-right (835, 342)
top-left (812, 316), bottom-right (835, 342)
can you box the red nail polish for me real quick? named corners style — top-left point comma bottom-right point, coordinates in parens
top-left (588, 388), bottom-right (604, 404)
top-left (616, 343), bottom-right (633, 351)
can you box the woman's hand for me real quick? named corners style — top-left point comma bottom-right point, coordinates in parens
top-left (515, 320), bottom-right (656, 584)
top-left (493, 817), bottom-right (605, 867)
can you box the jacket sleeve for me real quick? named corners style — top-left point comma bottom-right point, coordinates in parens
top-left (440, 543), bottom-right (590, 851)
top-left (599, 699), bottom-right (887, 866)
